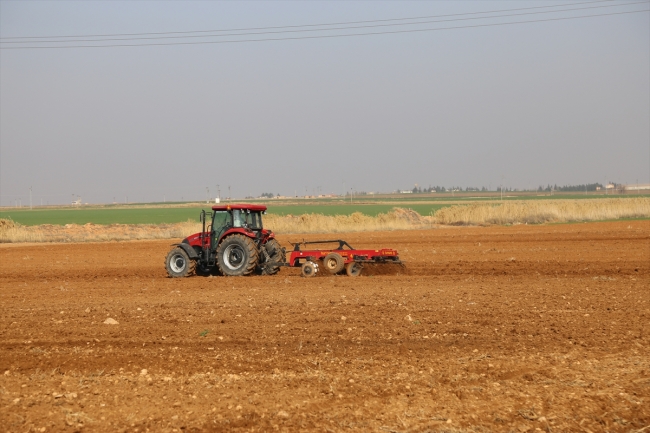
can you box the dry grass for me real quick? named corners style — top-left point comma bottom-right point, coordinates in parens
top-left (2, 200), bottom-right (648, 244)
top-left (265, 208), bottom-right (427, 234)
top-left (0, 219), bottom-right (200, 244)
top-left (431, 198), bottom-right (650, 225)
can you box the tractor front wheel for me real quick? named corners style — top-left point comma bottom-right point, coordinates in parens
top-left (217, 235), bottom-right (258, 276)
top-left (165, 247), bottom-right (196, 278)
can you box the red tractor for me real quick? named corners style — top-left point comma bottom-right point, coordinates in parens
top-left (165, 204), bottom-right (403, 278)
top-left (165, 204), bottom-right (285, 277)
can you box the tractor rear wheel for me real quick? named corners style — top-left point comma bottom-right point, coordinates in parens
top-left (165, 247), bottom-right (196, 278)
top-left (217, 234), bottom-right (258, 276)
top-left (322, 253), bottom-right (345, 274)
top-left (345, 261), bottom-right (363, 277)
top-left (301, 261), bottom-right (318, 278)
top-left (258, 239), bottom-right (285, 275)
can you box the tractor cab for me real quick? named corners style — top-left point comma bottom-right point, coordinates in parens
top-left (209, 204), bottom-right (267, 248)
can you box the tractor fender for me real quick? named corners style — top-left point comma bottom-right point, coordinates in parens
top-left (173, 242), bottom-right (199, 259)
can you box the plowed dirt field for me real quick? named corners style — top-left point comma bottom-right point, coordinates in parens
top-left (1, 221), bottom-right (649, 433)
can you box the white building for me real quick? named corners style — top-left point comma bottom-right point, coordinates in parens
top-left (624, 183), bottom-right (650, 192)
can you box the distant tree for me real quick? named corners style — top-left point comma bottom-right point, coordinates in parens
top-left (556, 183), bottom-right (603, 192)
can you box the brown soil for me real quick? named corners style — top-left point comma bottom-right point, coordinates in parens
top-left (1, 221), bottom-right (648, 433)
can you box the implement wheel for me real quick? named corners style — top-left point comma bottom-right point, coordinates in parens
top-left (346, 261), bottom-right (363, 277)
top-left (301, 261), bottom-right (318, 278)
top-left (217, 234), bottom-right (259, 276)
top-left (322, 253), bottom-right (345, 274)
top-left (165, 247), bottom-right (195, 278)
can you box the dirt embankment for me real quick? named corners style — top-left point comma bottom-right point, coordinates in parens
top-left (0, 221), bottom-right (648, 432)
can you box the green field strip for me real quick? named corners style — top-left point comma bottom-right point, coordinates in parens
top-left (0, 203), bottom-right (450, 226)
top-left (267, 204), bottom-right (448, 217)
top-left (0, 207), bottom-right (206, 226)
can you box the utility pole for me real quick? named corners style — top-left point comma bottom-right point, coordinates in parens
top-left (228, 185), bottom-right (231, 201)
top-left (500, 176), bottom-right (504, 201)
top-left (217, 185), bottom-right (221, 201)
top-left (206, 187), bottom-right (209, 203)
top-left (29, 186), bottom-right (32, 210)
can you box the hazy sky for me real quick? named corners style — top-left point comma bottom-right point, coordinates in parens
top-left (1, 1), bottom-right (648, 205)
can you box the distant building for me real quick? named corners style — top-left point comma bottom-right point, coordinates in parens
top-left (624, 183), bottom-right (650, 192)
top-left (399, 190), bottom-right (413, 194)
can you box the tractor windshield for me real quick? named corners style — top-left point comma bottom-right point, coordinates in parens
top-left (231, 209), bottom-right (263, 230)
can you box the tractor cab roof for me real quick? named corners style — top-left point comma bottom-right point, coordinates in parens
top-left (211, 203), bottom-right (268, 212)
